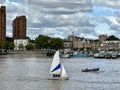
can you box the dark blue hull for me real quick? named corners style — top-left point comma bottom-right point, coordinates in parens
top-left (82, 68), bottom-right (99, 72)
top-left (72, 53), bottom-right (88, 57)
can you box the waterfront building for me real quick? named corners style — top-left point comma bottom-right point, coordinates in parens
top-left (99, 35), bottom-right (107, 42)
top-left (14, 39), bottom-right (29, 50)
top-left (73, 40), bottom-right (82, 49)
top-left (101, 41), bottom-right (120, 51)
top-left (91, 41), bottom-right (100, 51)
top-left (63, 41), bottom-right (72, 49)
top-left (64, 35), bottom-right (120, 53)
top-left (0, 6), bottom-right (6, 42)
top-left (67, 35), bottom-right (75, 41)
top-left (12, 15), bottom-right (26, 39)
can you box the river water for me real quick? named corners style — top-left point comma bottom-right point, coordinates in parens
top-left (0, 54), bottom-right (120, 90)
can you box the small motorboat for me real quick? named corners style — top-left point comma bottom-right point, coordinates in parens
top-left (82, 68), bottom-right (100, 72)
top-left (61, 53), bottom-right (71, 58)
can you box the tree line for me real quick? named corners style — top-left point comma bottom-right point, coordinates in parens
top-left (0, 35), bottom-right (63, 50)
top-left (0, 35), bottom-right (119, 50)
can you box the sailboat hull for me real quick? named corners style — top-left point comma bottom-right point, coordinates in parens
top-left (47, 77), bottom-right (69, 80)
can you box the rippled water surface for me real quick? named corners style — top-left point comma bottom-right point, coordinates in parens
top-left (0, 54), bottom-right (120, 90)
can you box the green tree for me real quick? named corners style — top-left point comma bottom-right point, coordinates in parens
top-left (35, 35), bottom-right (50, 49)
top-left (26, 43), bottom-right (34, 50)
top-left (35, 35), bottom-right (63, 50)
top-left (8, 42), bottom-right (15, 50)
top-left (19, 44), bottom-right (24, 50)
top-left (106, 35), bottom-right (119, 40)
top-left (50, 38), bottom-right (63, 49)
top-left (6, 37), bottom-right (14, 42)
top-left (0, 42), bottom-right (6, 49)
top-left (5, 37), bottom-right (14, 49)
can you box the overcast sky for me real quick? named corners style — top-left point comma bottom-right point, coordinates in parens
top-left (1, 0), bottom-right (120, 40)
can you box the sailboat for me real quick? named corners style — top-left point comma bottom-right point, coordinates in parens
top-left (48, 51), bottom-right (69, 80)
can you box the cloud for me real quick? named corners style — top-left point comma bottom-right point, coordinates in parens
top-left (0, 0), bottom-right (4, 4)
top-left (92, 0), bottom-right (120, 9)
top-left (1, 0), bottom-right (101, 40)
top-left (5, 0), bottom-right (120, 40)
top-left (21, 0), bottom-right (94, 39)
top-left (91, 0), bottom-right (120, 38)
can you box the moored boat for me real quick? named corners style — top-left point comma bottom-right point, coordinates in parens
top-left (72, 53), bottom-right (88, 57)
top-left (105, 53), bottom-right (111, 59)
top-left (82, 68), bottom-right (100, 72)
top-left (61, 53), bottom-right (71, 58)
top-left (0, 49), bottom-right (8, 55)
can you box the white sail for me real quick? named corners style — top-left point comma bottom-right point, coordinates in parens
top-left (50, 51), bottom-right (61, 74)
top-left (61, 64), bottom-right (68, 78)
top-left (48, 50), bottom-right (69, 80)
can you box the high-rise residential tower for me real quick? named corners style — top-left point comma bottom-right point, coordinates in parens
top-left (12, 15), bottom-right (26, 39)
top-left (0, 6), bottom-right (6, 42)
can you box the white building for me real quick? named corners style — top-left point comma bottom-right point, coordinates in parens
top-left (14, 39), bottom-right (29, 50)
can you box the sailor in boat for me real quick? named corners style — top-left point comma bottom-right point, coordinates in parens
top-left (53, 74), bottom-right (60, 78)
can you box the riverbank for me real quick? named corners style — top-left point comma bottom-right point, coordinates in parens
top-left (8, 50), bottom-right (48, 55)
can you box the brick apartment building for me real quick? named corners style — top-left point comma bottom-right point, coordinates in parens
top-left (12, 15), bottom-right (26, 39)
top-left (0, 6), bottom-right (6, 42)
top-left (64, 35), bottom-right (120, 52)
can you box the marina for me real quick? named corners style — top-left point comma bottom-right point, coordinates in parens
top-left (0, 54), bottom-right (120, 90)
